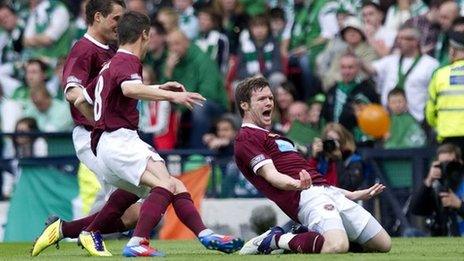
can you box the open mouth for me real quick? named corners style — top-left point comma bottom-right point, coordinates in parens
top-left (262, 109), bottom-right (272, 118)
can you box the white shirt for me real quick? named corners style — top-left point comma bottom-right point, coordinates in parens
top-left (24, 0), bottom-right (70, 41)
top-left (374, 25), bottom-right (397, 50)
top-left (372, 53), bottom-right (439, 122)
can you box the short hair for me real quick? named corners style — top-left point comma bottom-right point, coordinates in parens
top-left (277, 81), bottom-right (297, 99)
top-left (0, 3), bottom-right (15, 13)
top-left (216, 115), bottom-right (239, 131)
top-left (269, 7), bottom-right (285, 21)
top-left (85, 0), bottom-right (126, 25)
top-left (362, 1), bottom-right (383, 12)
top-left (117, 11), bottom-right (151, 45)
top-left (452, 16), bottom-right (464, 28)
top-left (340, 52), bottom-right (360, 64)
top-left (235, 77), bottom-right (270, 117)
top-left (437, 143), bottom-right (462, 160)
top-left (15, 117), bottom-right (39, 132)
top-left (388, 88), bottom-right (406, 99)
top-left (249, 14), bottom-right (270, 28)
top-left (151, 20), bottom-right (167, 35)
top-left (398, 24), bottom-right (421, 40)
top-left (26, 58), bottom-right (48, 73)
top-left (198, 7), bottom-right (221, 30)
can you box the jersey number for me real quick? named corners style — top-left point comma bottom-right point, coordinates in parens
top-left (94, 76), bottom-right (104, 121)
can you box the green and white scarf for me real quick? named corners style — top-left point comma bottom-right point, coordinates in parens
top-left (240, 31), bottom-right (274, 75)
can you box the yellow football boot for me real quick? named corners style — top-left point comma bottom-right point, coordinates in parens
top-left (78, 231), bottom-right (112, 256)
top-left (31, 216), bottom-right (62, 256)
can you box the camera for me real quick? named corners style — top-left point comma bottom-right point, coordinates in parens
top-left (322, 139), bottom-right (338, 154)
top-left (435, 161), bottom-right (464, 192)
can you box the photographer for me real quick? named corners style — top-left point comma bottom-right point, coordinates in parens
top-left (308, 123), bottom-right (366, 190)
top-left (410, 144), bottom-right (464, 236)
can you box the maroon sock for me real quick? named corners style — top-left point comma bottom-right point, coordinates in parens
top-left (172, 192), bottom-right (207, 236)
top-left (85, 189), bottom-right (139, 233)
top-left (133, 187), bottom-right (173, 238)
top-left (282, 231), bottom-right (324, 253)
top-left (61, 213), bottom-right (98, 238)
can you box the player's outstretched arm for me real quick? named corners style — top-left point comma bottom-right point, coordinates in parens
top-left (340, 183), bottom-right (386, 201)
top-left (257, 163), bottom-right (312, 191)
top-left (121, 81), bottom-right (206, 110)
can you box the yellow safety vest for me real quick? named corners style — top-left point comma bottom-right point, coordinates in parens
top-left (426, 59), bottom-right (464, 141)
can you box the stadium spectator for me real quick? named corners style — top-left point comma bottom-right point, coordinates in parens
top-left (236, 15), bottom-right (283, 81)
top-left (323, 53), bottom-right (379, 135)
top-left (384, 88), bottom-right (426, 149)
top-left (195, 7), bottom-right (230, 75)
top-left (45, 56), bottom-right (65, 100)
top-left (426, 30), bottom-right (464, 158)
top-left (23, 0), bottom-right (72, 63)
top-left (269, 7), bottom-right (286, 42)
top-left (139, 65), bottom-right (178, 150)
top-left (12, 58), bottom-right (49, 106)
top-left (320, 16), bottom-right (378, 90)
top-left (202, 115), bottom-right (237, 154)
top-left (273, 81), bottom-right (296, 133)
top-left (316, 8), bottom-right (351, 83)
top-left (402, 0), bottom-right (441, 56)
top-left (163, 29), bottom-right (228, 149)
top-left (70, 0), bottom-right (88, 44)
top-left (212, 0), bottom-right (247, 55)
top-left (0, 3), bottom-right (25, 97)
top-left (12, 117), bottom-right (47, 158)
top-left (383, 0), bottom-right (428, 31)
top-left (157, 7), bottom-right (179, 34)
top-left (23, 87), bottom-right (73, 132)
top-left (145, 21), bottom-right (168, 80)
top-left (410, 143), bottom-right (464, 236)
top-left (126, 0), bottom-right (149, 15)
top-left (434, 0), bottom-right (460, 65)
top-left (309, 123), bottom-right (366, 190)
top-left (361, 1), bottom-right (397, 57)
top-left (364, 24), bottom-right (439, 122)
top-left (283, 0), bottom-right (339, 100)
top-left (173, 0), bottom-right (199, 39)
top-left (286, 98), bottom-right (326, 146)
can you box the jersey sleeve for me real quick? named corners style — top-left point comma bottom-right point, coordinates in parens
top-left (62, 52), bottom-right (92, 93)
top-left (235, 134), bottom-right (272, 174)
top-left (114, 60), bottom-right (142, 87)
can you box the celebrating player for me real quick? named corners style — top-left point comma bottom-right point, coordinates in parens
top-left (31, 0), bottom-right (141, 257)
top-left (234, 77), bottom-right (391, 255)
top-left (75, 11), bottom-right (243, 257)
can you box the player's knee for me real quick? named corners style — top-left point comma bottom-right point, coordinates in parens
top-left (321, 238), bottom-right (349, 253)
top-left (376, 235), bottom-right (391, 253)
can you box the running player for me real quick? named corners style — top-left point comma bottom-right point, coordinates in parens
top-left (77, 11), bottom-right (243, 257)
top-left (31, 0), bottom-right (142, 257)
top-left (234, 77), bottom-right (391, 255)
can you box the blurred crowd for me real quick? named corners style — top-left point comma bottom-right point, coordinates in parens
top-left (0, 0), bottom-right (463, 236)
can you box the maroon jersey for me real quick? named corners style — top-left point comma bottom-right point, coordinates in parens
top-left (234, 124), bottom-right (327, 221)
top-left (62, 34), bottom-right (115, 129)
top-left (90, 50), bottom-right (143, 154)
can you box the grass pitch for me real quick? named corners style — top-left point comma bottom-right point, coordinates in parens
top-left (0, 237), bottom-right (463, 260)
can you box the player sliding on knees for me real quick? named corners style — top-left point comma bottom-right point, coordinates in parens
top-left (31, 11), bottom-right (243, 258)
top-left (233, 77), bottom-right (391, 255)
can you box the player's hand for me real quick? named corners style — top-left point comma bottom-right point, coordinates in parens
top-left (425, 161), bottom-right (442, 187)
top-left (294, 169), bottom-right (312, 190)
top-left (172, 92), bottom-right (206, 110)
top-left (439, 190), bottom-right (463, 209)
top-left (349, 183), bottom-right (386, 201)
top-left (159, 81), bottom-right (186, 92)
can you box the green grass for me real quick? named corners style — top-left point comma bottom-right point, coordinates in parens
top-left (0, 238), bottom-right (463, 260)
